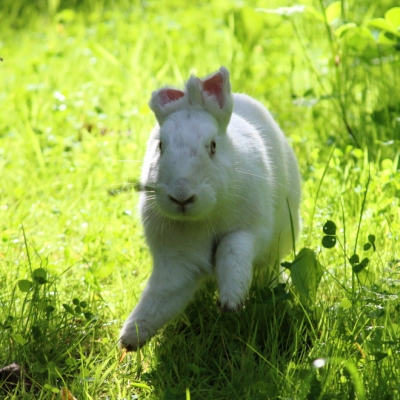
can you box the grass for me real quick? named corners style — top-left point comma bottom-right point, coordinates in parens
top-left (0, 0), bottom-right (399, 398)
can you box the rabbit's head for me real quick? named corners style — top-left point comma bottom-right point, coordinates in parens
top-left (145, 67), bottom-right (233, 221)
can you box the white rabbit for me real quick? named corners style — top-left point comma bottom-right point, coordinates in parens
top-left (120, 67), bottom-right (301, 351)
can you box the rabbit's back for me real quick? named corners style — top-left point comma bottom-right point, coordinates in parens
top-left (231, 93), bottom-right (301, 265)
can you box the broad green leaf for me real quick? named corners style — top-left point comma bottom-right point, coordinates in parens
top-left (363, 243), bottom-right (372, 251)
top-left (377, 32), bottom-right (395, 46)
top-left (323, 220), bottom-right (336, 235)
top-left (322, 235), bottom-right (336, 248)
top-left (12, 333), bottom-right (27, 345)
top-left (368, 18), bottom-right (400, 36)
top-left (344, 27), bottom-right (375, 51)
top-left (47, 361), bottom-right (59, 376)
top-left (32, 362), bottom-right (46, 373)
top-left (290, 248), bottom-right (324, 307)
top-left (368, 234), bottom-right (376, 252)
top-left (353, 258), bottom-right (369, 273)
top-left (385, 7), bottom-right (400, 28)
top-left (339, 298), bottom-right (352, 309)
top-left (325, 1), bottom-right (341, 25)
top-left (18, 279), bottom-right (33, 292)
top-left (45, 305), bottom-right (55, 314)
top-left (349, 254), bottom-right (360, 265)
top-left (44, 383), bottom-right (59, 393)
top-left (353, 265), bottom-right (363, 273)
top-left (84, 312), bottom-right (95, 320)
top-left (79, 367), bottom-right (91, 378)
top-left (32, 268), bottom-right (47, 284)
top-left (335, 23), bottom-right (357, 38)
top-left (63, 304), bottom-right (75, 315)
top-left (65, 357), bottom-right (77, 367)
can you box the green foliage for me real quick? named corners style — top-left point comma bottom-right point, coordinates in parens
top-left (286, 248), bottom-right (324, 308)
top-left (0, 0), bottom-right (399, 398)
top-left (259, 1), bottom-right (400, 151)
top-left (0, 238), bottom-right (102, 396)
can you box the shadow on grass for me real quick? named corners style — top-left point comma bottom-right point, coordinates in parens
top-left (144, 281), bottom-right (310, 400)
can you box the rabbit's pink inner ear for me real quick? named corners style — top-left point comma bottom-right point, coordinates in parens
top-left (159, 89), bottom-right (185, 106)
top-left (202, 72), bottom-right (224, 109)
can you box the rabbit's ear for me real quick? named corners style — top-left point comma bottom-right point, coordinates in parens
top-left (158, 89), bottom-right (185, 106)
top-left (149, 88), bottom-right (185, 125)
top-left (201, 68), bottom-right (228, 109)
top-left (187, 67), bottom-right (233, 131)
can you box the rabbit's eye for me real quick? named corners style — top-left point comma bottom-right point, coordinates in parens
top-left (210, 140), bottom-right (216, 156)
top-left (158, 140), bottom-right (163, 154)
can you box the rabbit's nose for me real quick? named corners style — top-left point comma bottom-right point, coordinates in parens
top-left (169, 195), bottom-right (195, 207)
top-left (175, 178), bottom-right (190, 187)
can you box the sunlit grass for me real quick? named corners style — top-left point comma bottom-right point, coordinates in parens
top-left (0, 0), bottom-right (399, 398)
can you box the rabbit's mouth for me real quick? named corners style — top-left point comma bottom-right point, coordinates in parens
top-left (162, 194), bottom-right (198, 219)
top-left (152, 181), bottom-right (216, 220)
top-left (155, 193), bottom-right (215, 221)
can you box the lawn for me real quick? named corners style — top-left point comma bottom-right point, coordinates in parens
top-left (0, 0), bottom-right (399, 398)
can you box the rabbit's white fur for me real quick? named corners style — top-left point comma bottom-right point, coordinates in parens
top-left (120, 67), bottom-right (301, 351)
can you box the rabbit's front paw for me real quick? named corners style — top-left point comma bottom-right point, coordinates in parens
top-left (119, 319), bottom-right (153, 352)
top-left (217, 300), bottom-right (245, 313)
top-left (217, 295), bottom-right (246, 313)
